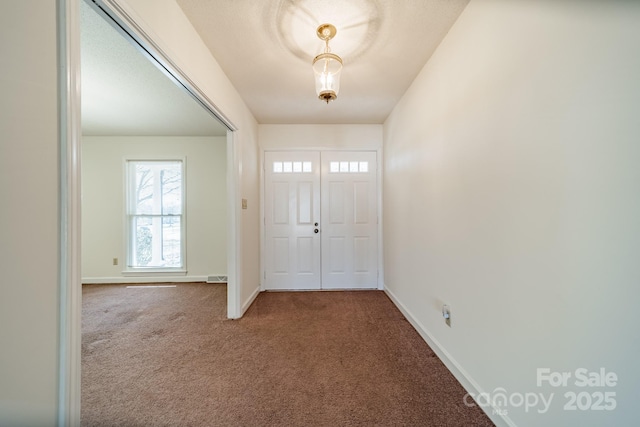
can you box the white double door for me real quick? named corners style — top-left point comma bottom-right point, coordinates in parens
top-left (264, 151), bottom-right (378, 290)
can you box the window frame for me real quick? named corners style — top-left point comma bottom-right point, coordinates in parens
top-left (124, 158), bottom-right (187, 274)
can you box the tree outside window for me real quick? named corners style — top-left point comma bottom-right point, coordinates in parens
top-left (127, 160), bottom-right (184, 269)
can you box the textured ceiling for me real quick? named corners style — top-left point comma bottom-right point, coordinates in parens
top-left (81, 1), bottom-right (228, 136)
top-left (176, 0), bottom-right (470, 124)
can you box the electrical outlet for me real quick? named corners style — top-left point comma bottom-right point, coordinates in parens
top-left (443, 304), bottom-right (451, 327)
top-left (113, 258), bottom-right (118, 266)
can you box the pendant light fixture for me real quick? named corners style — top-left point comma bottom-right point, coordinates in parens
top-left (312, 23), bottom-right (342, 103)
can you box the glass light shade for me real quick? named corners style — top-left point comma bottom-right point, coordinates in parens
top-left (313, 52), bottom-right (342, 103)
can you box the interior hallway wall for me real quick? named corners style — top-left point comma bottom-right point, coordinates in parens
top-left (0, 2), bottom-right (60, 424)
top-left (383, 1), bottom-right (640, 426)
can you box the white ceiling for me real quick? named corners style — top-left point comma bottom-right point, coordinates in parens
top-left (176, 0), bottom-right (470, 124)
top-left (81, 1), bottom-right (228, 136)
top-left (81, 0), bottom-right (469, 134)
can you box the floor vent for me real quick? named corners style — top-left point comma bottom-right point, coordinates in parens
top-left (207, 275), bottom-right (228, 283)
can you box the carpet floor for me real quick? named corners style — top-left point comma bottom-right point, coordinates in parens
top-left (82, 283), bottom-right (493, 426)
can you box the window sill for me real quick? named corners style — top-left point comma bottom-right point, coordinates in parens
top-left (122, 269), bottom-right (187, 276)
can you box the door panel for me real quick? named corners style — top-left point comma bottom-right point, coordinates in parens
top-left (298, 182), bottom-right (313, 224)
top-left (353, 237), bottom-right (370, 272)
top-left (297, 237), bottom-right (314, 272)
top-left (273, 238), bottom-right (289, 273)
top-left (321, 151), bottom-right (378, 289)
top-left (272, 182), bottom-right (289, 224)
top-left (353, 182), bottom-right (370, 224)
top-left (264, 152), bottom-right (321, 290)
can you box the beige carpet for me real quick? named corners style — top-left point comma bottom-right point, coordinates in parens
top-left (82, 283), bottom-right (493, 426)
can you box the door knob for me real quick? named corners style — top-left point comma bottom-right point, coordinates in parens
top-left (314, 229), bottom-right (319, 233)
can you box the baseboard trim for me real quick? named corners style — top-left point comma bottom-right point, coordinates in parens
top-left (384, 287), bottom-right (515, 427)
top-left (82, 276), bottom-right (208, 284)
top-left (241, 285), bottom-right (261, 316)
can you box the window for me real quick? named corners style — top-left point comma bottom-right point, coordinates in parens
top-left (272, 161), bottom-right (313, 173)
top-left (329, 161), bottom-right (369, 173)
top-left (126, 160), bottom-right (184, 269)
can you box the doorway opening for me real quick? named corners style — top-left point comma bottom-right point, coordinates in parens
top-left (80, 1), bottom-right (230, 293)
top-left (58, 0), bottom-right (241, 424)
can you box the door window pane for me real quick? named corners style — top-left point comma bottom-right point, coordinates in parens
top-left (328, 160), bottom-right (370, 173)
top-left (274, 160), bottom-right (313, 173)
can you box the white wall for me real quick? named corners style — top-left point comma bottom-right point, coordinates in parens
top-left (383, 1), bottom-right (640, 426)
top-left (0, 2), bottom-right (60, 425)
top-left (114, 0), bottom-right (261, 316)
top-left (259, 124), bottom-right (382, 150)
top-left (82, 136), bottom-right (227, 281)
